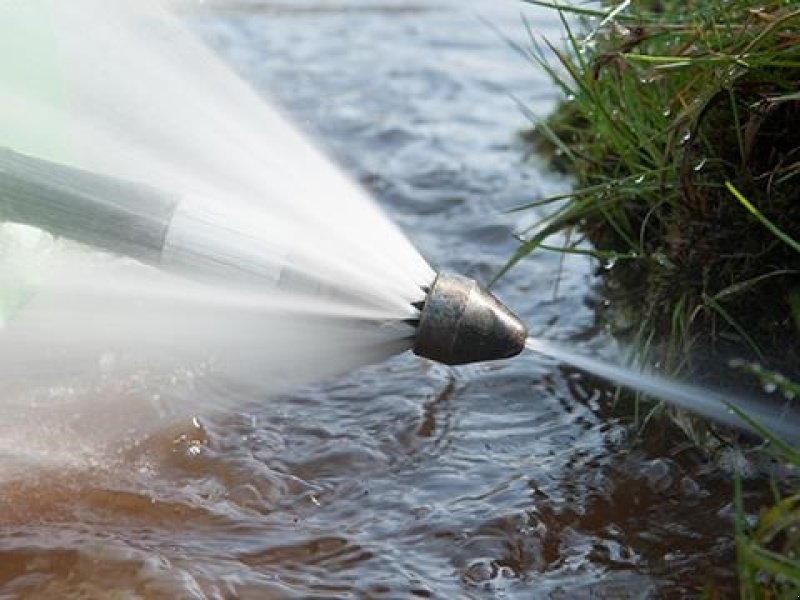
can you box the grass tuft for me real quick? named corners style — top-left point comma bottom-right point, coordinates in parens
top-left (511, 0), bottom-right (800, 373)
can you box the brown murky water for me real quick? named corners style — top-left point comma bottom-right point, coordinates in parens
top-left (0, 1), bottom-right (755, 597)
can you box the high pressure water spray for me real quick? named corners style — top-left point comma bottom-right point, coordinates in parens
top-left (0, 148), bottom-right (527, 366)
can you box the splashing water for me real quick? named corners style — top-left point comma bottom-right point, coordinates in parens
top-left (526, 337), bottom-right (800, 445)
top-left (0, 0), bottom-right (435, 472)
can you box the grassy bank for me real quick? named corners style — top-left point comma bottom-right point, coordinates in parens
top-left (509, 0), bottom-right (800, 371)
top-left (508, 0), bottom-right (800, 595)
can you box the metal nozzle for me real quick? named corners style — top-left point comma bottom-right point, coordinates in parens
top-left (412, 272), bottom-right (527, 366)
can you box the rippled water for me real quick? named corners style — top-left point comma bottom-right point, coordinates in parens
top-left (0, 1), bottom-right (753, 597)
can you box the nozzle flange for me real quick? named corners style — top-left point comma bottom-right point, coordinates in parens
top-left (412, 272), bottom-right (527, 366)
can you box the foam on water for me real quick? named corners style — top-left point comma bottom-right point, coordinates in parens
top-left (526, 337), bottom-right (800, 445)
top-left (0, 0), bottom-right (435, 472)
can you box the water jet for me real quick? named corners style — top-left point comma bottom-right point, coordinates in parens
top-left (0, 148), bottom-right (528, 367)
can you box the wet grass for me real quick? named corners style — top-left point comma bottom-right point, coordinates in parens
top-left (504, 0), bottom-right (800, 595)
top-left (730, 365), bottom-right (800, 597)
top-left (504, 0), bottom-right (800, 372)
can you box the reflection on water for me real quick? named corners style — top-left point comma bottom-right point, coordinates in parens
top-left (0, 1), bottom-right (757, 597)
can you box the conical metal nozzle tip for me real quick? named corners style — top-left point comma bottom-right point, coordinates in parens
top-left (412, 272), bottom-right (527, 366)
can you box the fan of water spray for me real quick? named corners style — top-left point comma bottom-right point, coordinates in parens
top-left (0, 0), bottom-right (530, 473)
top-left (0, 0), bottom-right (433, 300)
top-left (0, 0), bottom-right (441, 469)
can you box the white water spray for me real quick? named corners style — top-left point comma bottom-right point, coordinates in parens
top-left (0, 0), bottom-right (437, 471)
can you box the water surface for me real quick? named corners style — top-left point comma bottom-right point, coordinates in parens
top-left (0, 1), bottom-right (749, 597)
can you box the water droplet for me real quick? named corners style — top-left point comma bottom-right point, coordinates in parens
top-left (187, 444), bottom-right (202, 457)
top-left (763, 382), bottom-right (777, 394)
top-left (662, 108), bottom-right (672, 118)
top-left (652, 252), bottom-right (674, 268)
top-left (634, 175), bottom-right (645, 184)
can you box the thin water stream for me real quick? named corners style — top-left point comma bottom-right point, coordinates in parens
top-left (0, 1), bottom-right (787, 598)
top-left (526, 337), bottom-right (800, 445)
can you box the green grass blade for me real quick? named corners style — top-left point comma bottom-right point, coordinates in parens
top-left (726, 182), bottom-right (800, 254)
top-left (712, 270), bottom-right (800, 301)
top-left (724, 400), bottom-right (800, 464)
top-left (702, 293), bottom-right (764, 360)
